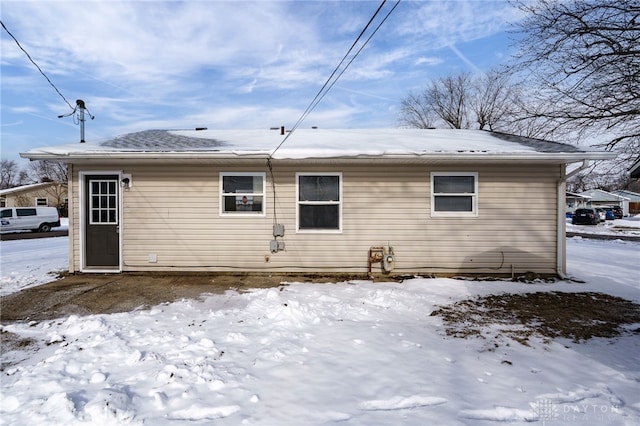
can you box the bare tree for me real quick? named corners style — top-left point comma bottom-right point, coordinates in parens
top-left (398, 92), bottom-right (437, 129)
top-left (399, 70), bottom-right (525, 133)
top-left (1, 159), bottom-right (20, 189)
top-left (28, 160), bottom-right (68, 183)
top-left (509, 0), bottom-right (640, 161)
top-left (470, 70), bottom-right (516, 131)
top-left (399, 73), bottom-right (473, 130)
top-left (502, 92), bottom-right (577, 141)
top-left (427, 73), bottom-right (472, 129)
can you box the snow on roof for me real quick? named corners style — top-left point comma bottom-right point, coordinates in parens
top-left (566, 192), bottom-right (591, 199)
top-left (612, 190), bottom-right (640, 202)
top-left (579, 189), bottom-right (630, 202)
top-left (20, 128), bottom-right (616, 163)
top-left (0, 182), bottom-right (60, 196)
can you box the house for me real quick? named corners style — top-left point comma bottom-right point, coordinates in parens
top-left (565, 192), bottom-right (591, 214)
top-left (578, 189), bottom-right (630, 216)
top-left (21, 128), bottom-right (615, 277)
top-left (612, 190), bottom-right (640, 215)
top-left (0, 182), bottom-right (68, 214)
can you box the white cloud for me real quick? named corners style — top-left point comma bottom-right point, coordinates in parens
top-left (415, 56), bottom-right (444, 66)
top-left (396, 1), bottom-right (520, 46)
top-left (9, 106), bottom-right (39, 115)
top-left (447, 43), bottom-right (482, 75)
top-left (1, 1), bottom-right (522, 160)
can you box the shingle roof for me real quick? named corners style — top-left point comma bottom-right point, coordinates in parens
top-left (488, 131), bottom-right (584, 153)
top-left (102, 129), bottom-right (227, 151)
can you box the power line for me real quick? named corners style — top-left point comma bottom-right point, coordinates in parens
top-left (297, 0), bottom-right (401, 128)
top-left (269, 0), bottom-right (401, 157)
top-left (1, 20), bottom-right (75, 111)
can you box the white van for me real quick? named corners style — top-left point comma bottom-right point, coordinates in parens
top-left (1, 207), bottom-right (61, 233)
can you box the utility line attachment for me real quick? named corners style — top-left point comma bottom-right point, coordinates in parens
top-left (58, 99), bottom-right (95, 143)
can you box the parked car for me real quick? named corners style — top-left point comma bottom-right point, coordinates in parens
top-left (0, 207), bottom-right (61, 233)
top-left (610, 205), bottom-right (624, 219)
top-left (594, 207), bottom-right (606, 222)
top-left (602, 207), bottom-right (615, 220)
top-left (571, 208), bottom-right (599, 225)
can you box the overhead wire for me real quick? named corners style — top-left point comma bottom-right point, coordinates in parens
top-left (1, 20), bottom-right (75, 111)
top-left (294, 0), bottom-right (402, 133)
top-left (269, 0), bottom-right (401, 158)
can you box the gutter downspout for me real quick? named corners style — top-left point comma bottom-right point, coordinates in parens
top-left (557, 160), bottom-right (591, 278)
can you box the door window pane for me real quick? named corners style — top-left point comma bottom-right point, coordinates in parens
top-left (89, 179), bottom-right (118, 224)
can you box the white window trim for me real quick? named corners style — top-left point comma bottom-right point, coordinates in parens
top-left (219, 172), bottom-right (266, 217)
top-left (296, 172), bottom-right (342, 233)
top-left (430, 172), bottom-right (478, 218)
top-left (35, 197), bottom-right (48, 206)
top-left (88, 179), bottom-right (119, 225)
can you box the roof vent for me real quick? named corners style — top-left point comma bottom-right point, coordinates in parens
top-left (270, 126), bottom-right (287, 135)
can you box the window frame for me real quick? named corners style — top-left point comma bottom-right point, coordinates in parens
top-left (89, 179), bottom-right (119, 225)
top-left (296, 172), bottom-right (342, 233)
top-left (430, 172), bottom-right (478, 218)
top-left (219, 172), bottom-right (266, 217)
top-left (16, 208), bottom-right (37, 217)
top-left (35, 197), bottom-right (48, 206)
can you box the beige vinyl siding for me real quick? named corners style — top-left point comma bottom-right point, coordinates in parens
top-left (70, 162), bottom-right (560, 275)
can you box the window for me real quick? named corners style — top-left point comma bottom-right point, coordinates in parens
top-left (17, 208), bottom-right (37, 217)
top-left (297, 173), bottom-right (341, 231)
top-left (90, 180), bottom-right (118, 224)
top-left (36, 198), bottom-right (48, 206)
top-left (0, 199), bottom-right (6, 208)
top-left (431, 172), bottom-right (478, 217)
top-left (220, 173), bottom-right (265, 215)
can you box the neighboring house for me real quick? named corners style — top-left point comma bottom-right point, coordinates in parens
top-left (578, 189), bottom-right (630, 216)
top-left (565, 192), bottom-right (591, 214)
top-left (612, 190), bottom-right (640, 215)
top-left (21, 128), bottom-right (615, 277)
top-left (0, 182), bottom-right (68, 213)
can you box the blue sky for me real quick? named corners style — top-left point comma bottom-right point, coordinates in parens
top-left (1, 1), bottom-right (523, 165)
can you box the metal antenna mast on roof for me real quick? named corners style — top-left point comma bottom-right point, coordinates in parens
top-left (58, 99), bottom-right (95, 143)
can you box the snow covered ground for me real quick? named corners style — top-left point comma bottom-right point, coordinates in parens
top-left (0, 219), bottom-right (68, 297)
top-left (567, 215), bottom-right (640, 237)
top-left (1, 218), bottom-right (639, 425)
